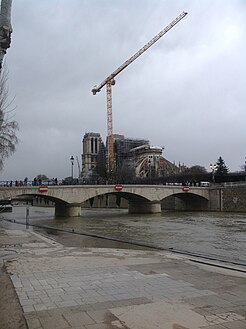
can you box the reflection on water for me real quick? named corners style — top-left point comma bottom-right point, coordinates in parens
top-left (1, 206), bottom-right (246, 265)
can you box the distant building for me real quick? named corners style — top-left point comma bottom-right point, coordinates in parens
top-left (114, 135), bottom-right (149, 169)
top-left (81, 132), bottom-right (105, 178)
top-left (127, 144), bottom-right (179, 178)
top-left (81, 132), bottom-right (183, 180)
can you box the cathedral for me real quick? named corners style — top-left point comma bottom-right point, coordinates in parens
top-left (81, 132), bottom-right (183, 180)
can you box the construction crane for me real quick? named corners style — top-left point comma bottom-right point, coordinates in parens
top-left (92, 11), bottom-right (188, 177)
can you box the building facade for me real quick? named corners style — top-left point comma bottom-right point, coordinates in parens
top-left (126, 145), bottom-right (179, 178)
top-left (114, 135), bottom-right (149, 168)
top-left (81, 132), bottom-right (105, 178)
top-left (81, 132), bottom-right (182, 180)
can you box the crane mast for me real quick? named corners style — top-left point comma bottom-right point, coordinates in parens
top-left (92, 11), bottom-right (188, 176)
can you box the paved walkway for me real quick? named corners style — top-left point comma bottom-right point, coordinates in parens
top-left (0, 228), bottom-right (246, 329)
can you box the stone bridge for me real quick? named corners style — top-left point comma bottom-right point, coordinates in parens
top-left (0, 184), bottom-right (217, 216)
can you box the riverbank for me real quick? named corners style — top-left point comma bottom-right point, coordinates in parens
top-left (0, 228), bottom-right (246, 329)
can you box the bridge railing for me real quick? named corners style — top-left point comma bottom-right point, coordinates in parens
top-left (0, 180), bottom-right (63, 187)
top-left (216, 181), bottom-right (246, 188)
top-left (1, 180), bottom-right (210, 188)
top-left (1, 180), bottom-right (244, 188)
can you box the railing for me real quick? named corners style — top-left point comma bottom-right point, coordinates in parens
top-left (0, 180), bottom-right (203, 187)
top-left (0, 180), bottom-right (63, 187)
top-left (217, 181), bottom-right (246, 188)
top-left (0, 180), bottom-right (245, 188)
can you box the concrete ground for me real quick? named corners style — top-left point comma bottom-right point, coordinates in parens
top-left (0, 228), bottom-right (246, 329)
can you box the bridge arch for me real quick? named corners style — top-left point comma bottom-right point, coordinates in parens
top-left (161, 192), bottom-right (209, 211)
top-left (12, 193), bottom-right (69, 205)
top-left (83, 191), bottom-right (156, 214)
top-left (9, 192), bottom-right (83, 217)
top-left (87, 191), bottom-right (150, 203)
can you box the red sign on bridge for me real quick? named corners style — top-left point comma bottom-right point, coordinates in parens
top-left (183, 186), bottom-right (190, 192)
top-left (39, 185), bottom-right (48, 193)
top-left (115, 184), bottom-right (123, 191)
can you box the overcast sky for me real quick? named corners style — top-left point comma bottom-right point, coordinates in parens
top-left (1, 0), bottom-right (246, 180)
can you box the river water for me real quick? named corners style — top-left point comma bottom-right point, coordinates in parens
top-left (1, 206), bottom-right (246, 266)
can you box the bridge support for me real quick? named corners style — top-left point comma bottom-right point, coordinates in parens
top-left (128, 201), bottom-right (161, 214)
top-left (55, 203), bottom-right (81, 217)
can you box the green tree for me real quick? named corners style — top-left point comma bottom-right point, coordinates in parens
top-left (215, 156), bottom-right (229, 175)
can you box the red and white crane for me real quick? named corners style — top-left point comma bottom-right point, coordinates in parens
top-left (92, 11), bottom-right (188, 176)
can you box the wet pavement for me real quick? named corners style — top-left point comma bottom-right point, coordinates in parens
top-left (0, 228), bottom-right (246, 329)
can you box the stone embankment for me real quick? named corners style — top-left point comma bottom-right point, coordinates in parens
top-left (0, 228), bottom-right (246, 329)
top-left (221, 187), bottom-right (246, 212)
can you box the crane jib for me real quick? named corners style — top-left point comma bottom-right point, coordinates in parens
top-left (92, 11), bottom-right (187, 94)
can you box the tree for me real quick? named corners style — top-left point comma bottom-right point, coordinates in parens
top-left (0, 0), bottom-right (16, 170)
top-left (35, 174), bottom-right (49, 181)
top-left (0, 67), bottom-right (18, 170)
top-left (0, 0), bottom-right (13, 71)
top-left (240, 159), bottom-right (246, 173)
top-left (188, 165), bottom-right (207, 174)
top-left (215, 156), bottom-right (229, 175)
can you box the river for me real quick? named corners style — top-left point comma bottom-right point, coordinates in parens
top-left (1, 206), bottom-right (246, 266)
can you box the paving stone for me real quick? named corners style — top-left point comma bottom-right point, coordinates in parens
top-left (63, 311), bottom-right (95, 326)
top-left (56, 300), bottom-right (79, 308)
top-left (86, 309), bottom-right (117, 324)
top-left (38, 314), bottom-right (70, 329)
top-left (111, 299), bottom-right (139, 307)
top-left (3, 229), bottom-right (246, 329)
top-left (230, 306), bottom-right (246, 317)
top-left (25, 317), bottom-right (42, 329)
top-left (222, 320), bottom-right (246, 329)
top-left (90, 301), bottom-right (115, 310)
top-left (84, 324), bottom-right (111, 329)
top-left (200, 325), bottom-right (227, 329)
top-left (34, 303), bottom-right (49, 311)
top-left (23, 305), bottom-right (35, 312)
top-left (193, 306), bottom-right (214, 316)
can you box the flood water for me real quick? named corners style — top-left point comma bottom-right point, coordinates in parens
top-left (1, 206), bottom-right (246, 266)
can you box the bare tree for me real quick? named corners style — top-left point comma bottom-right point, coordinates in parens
top-left (0, 67), bottom-right (18, 170)
top-left (0, 0), bottom-right (12, 71)
top-left (0, 0), bottom-right (17, 170)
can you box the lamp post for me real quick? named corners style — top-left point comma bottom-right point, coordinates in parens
top-left (70, 156), bottom-right (74, 179)
top-left (209, 163), bottom-right (217, 183)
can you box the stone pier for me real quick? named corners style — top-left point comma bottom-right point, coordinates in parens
top-left (55, 203), bottom-right (81, 217)
top-left (128, 201), bottom-right (161, 214)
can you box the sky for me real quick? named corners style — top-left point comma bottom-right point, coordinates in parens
top-left (1, 0), bottom-right (246, 180)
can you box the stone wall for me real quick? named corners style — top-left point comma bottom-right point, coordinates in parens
top-left (221, 187), bottom-right (246, 212)
top-left (208, 189), bottom-right (221, 211)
